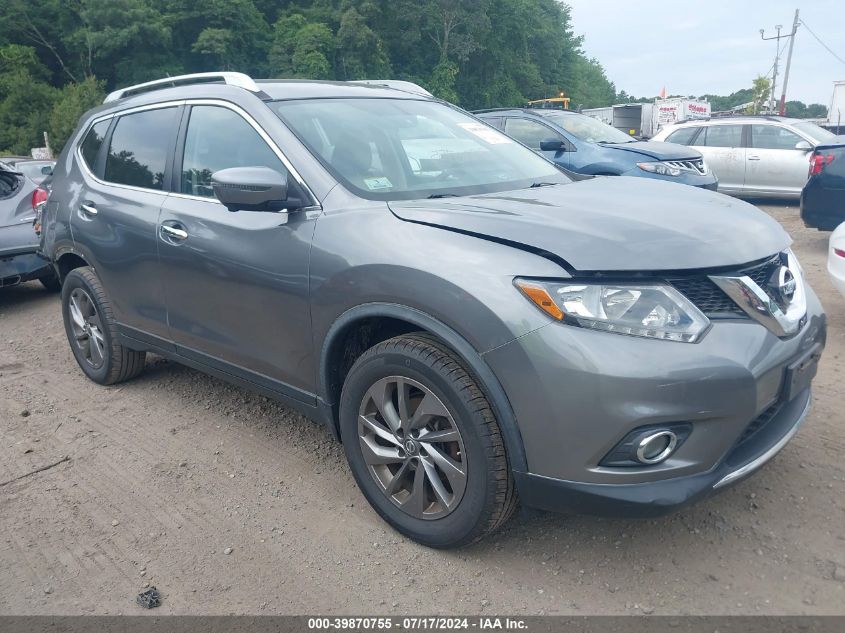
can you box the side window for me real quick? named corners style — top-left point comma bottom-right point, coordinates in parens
top-left (79, 120), bottom-right (110, 173)
top-left (181, 105), bottom-right (286, 198)
top-left (694, 125), bottom-right (743, 148)
top-left (665, 127), bottom-right (698, 146)
top-left (104, 108), bottom-right (178, 190)
top-left (751, 124), bottom-right (804, 150)
top-left (504, 118), bottom-right (559, 150)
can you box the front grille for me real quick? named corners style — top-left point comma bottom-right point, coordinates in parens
top-left (737, 401), bottom-right (782, 446)
top-left (669, 254), bottom-right (782, 316)
top-left (666, 158), bottom-right (707, 175)
top-left (670, 277), bottom-right (743, 314)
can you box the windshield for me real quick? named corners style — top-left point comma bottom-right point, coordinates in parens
top-left (790, 120), bottom-right (837, 144)
top-left (538, 111), bottom-right (635, 144)
top-left (271, 98), bottom-right (568, 200)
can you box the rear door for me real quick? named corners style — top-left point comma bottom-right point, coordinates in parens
top-left (157, 102), bottom-right (318, 401)
top-left (746, 123), bottom-right (812, 196)
top-left (692, 123), bottom-right (746, 193)
top-left (70, 105), bottom-right (180, 341)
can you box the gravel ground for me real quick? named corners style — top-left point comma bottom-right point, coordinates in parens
top-left (1, 201), bottom-right (844, 616)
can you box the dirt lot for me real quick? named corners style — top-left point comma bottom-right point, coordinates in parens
top-left (1, 202), bottom-right (844, 616)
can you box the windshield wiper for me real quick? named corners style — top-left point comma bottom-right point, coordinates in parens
top-left (529, 182), bottom-right (557, 188)
top-left (427, 193), bottom-right (459, 199)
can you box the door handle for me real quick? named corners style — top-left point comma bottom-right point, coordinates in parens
top-left (747, 155), bottom-right (761, 161)
top-left (159, 224), bottom-right (188, 241)
top-left (80, 202), bottom-right (98, 216)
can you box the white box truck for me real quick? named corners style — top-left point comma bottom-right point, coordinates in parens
top-left (829, 80), bottom-right (845, 133)
top-left (582, 98), bottom-right (710, 138)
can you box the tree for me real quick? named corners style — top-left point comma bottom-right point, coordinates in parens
top-left (49, 75), bottom-right (105, 151)
top-left (748, 76), bottom-right (772, 114)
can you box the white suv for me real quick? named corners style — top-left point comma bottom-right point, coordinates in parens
top-left (652, 116), bottom-right (838, 199)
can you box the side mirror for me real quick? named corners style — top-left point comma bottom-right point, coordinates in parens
top-left (795, 140), bottom-right (812, 151)
top-left (540, 138), bottom-right (566, 152)
top-left (211, 166), bottom-right (293, 212)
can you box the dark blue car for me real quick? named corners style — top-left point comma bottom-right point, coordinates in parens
top-left (475, 108), bottom-right (718, 190)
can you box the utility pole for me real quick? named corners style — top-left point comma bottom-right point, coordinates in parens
top-left (760, 22), bottom-right (789, 113)
top-left (779, 9), bottom-right (800, 116)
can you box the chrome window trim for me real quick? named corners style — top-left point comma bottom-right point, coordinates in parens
top-left (76, 99), bottom-right (318, 205)
top-left (76, 101), bottom-right (184, 196)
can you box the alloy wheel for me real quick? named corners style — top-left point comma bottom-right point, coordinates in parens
top-left (68, 288), bottom-right (106, 369)
top-left (357, 376), bottom-right (467, 520)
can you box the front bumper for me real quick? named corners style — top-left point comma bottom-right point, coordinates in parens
top-left (514, 387), bottom-right (811, 517)
top-left (484, 284), bottom-right (827, 515)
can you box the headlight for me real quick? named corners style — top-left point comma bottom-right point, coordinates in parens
top-left (637, 161), bottom-right (681, 177)
top-left (515, 279), bottom-right (710, 342)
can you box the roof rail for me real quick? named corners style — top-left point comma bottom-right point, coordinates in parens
top-left (104, 72), bottom-right (262, 103)
top-left (351, 80), bottom-right (433, 98)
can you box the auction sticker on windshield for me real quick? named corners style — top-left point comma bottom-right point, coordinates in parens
top-left (364, 177), bottom-right (393, 191)
top-left (458, 122), bottom-right (513, 145)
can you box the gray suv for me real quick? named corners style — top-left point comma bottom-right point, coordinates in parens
top-left (40, 73), bottom-right (827, 548)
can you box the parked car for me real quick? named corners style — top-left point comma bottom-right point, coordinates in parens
top-left (652, 116), bottom-right (839, 198)
top-left (474, 108), bottom-right (718, 189)
top-left (2, 157), bottom-right (55, 185)
top-left (41, 72), bottom-right (826, 548)
top-left (1, 161), bottom-right (59, 290)
top-left (801, 137), bottom-right (845, 230)
top-left (829, 224), bottom-right (845, 297)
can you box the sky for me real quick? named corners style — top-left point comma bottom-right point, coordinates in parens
top-left (566, 0), bottom-right (844, 106)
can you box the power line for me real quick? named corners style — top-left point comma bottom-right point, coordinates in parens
top-left (799, 18), bottom-right (845, 66)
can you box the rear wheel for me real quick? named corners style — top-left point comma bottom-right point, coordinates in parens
top-left (339, 333), bottom-right (517, 548)
top-left (61, 267), bottom-right (146, 385)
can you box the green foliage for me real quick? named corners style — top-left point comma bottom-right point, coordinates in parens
top-left (49, 76), bottom-right (106, 151)
top-left (0, 0), bottom-right (625, 152)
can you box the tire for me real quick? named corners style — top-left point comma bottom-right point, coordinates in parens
top-left (339, 333), bottom-right (517, 548)
top-left (61, 267), bottom-right (146, 385)
top-left (39, 274), bottom-right (61, 292)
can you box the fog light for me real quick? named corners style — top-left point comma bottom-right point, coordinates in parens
top-left (635, 430), bottom-right (678, 464)
top-left (599, 424), bottom-right (691, 468)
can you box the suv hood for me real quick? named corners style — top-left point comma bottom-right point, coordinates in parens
top-left (602, 140), bottom-right (701, 161)
top-left (388, 177), bottom-right (789, 272)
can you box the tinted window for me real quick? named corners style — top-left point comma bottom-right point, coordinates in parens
top-left (104, 108), bottom-right (178, 190)
top-left (80, 120), bottom-right (110, 173)
top-left (181, 106), bottom-right (285, 197)
top-left (751, 124), bottom-right (804, 150)
top-left (665, 127), bottom-right (698, 145)
top-left (694, 125), bottom-right (743, 148)
top-left (504, 118), bottom-right (558, 150)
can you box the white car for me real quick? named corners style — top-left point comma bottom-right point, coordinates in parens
top-left (830, 223), bottom-right (845, 298)
top-left (652, 116), bottom-right (839, 199)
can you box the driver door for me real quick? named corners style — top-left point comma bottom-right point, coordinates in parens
top-left (157, 103), bottom-right (319, 400)
top-left (503, 117), bottom-right (572, 168)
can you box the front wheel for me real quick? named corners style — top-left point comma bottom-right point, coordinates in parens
top-left (339, 334), bottom-right (517, 548)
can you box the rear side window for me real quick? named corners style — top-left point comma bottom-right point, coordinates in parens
top-left (750, 124), bottom-right (804, 150)
top-left (693, 125), bottom-right (743, 148)
top-left (180, 105), bottom-right (285, 198)
top-left (504, 118), bottom-right (558, 150)
top-left (104, 107), bottom-right (178, 190)
top-left (79, 120), bottom-right (110, 173)
top-left (665, 127), bottom-right (698, 145)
